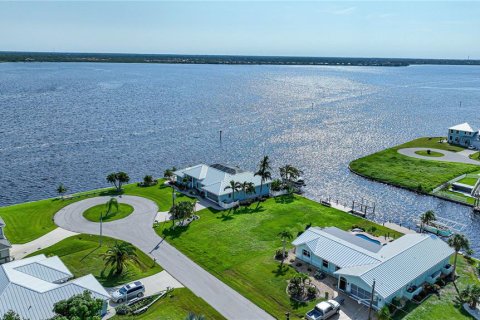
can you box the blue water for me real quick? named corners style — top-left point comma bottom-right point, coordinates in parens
top-left (1, 62), bottom-right (480, 252)
top-left (355, 233), bottom-right (382, 245)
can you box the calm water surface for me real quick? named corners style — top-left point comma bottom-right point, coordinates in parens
top-left (1, 63), bottom-right (480, 251)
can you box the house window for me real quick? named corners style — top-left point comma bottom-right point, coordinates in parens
top-left (350, 284), bottom-right (377, 305)
top-left (457, 130), bottom-right (459, 134)
top-left (302, 249), bottom-right (311, 258)
top-left (449, 136), bottom-right (452, 140)
top-left (322, 260), bottom-right (329, 268)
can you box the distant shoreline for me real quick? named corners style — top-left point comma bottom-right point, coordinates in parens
top-left (1, 51), bottom-right (479, 67)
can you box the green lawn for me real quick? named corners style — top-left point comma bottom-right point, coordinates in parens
top-left (113, 288), bottom-right (225, 320)
top-left (469, 152), bottom-right (480, 160)
top-left (393, 255), bottom-right (479, 320)
top-left (0, 179), bottom-right (191, 244)
top-left (399, 137), bottom-right (466, 152)
top-left (155, 195), bottom-right (401, 319)
top-left (414, 150), bottom-right (444, 157)
top-left (83, 203), bottom-right (134, 222)
top-left (27, 234), bottom-right (162, 287)
top-left (457, 177), bottom-right (479, 187)
top-left (350, 137), bottom-right (480, 193)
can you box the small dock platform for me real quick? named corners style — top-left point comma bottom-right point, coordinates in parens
top-left (384, 222), bottom-right (417, 234)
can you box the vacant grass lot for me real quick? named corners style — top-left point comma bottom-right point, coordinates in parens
top-left (0, 179), bottom-right (188, 243)
top-left (113, 288), bottom-right (225, 320)
top-left (393, 256), bottom-right (479, 320)
top-left (350, 137), bottom-right (480, 193)
top-left (27, 234), bottom-right (162, 287)
top-left (83, 203), bottom-right (134, 222)
top-left (155, 195), bottom-right (401, 319)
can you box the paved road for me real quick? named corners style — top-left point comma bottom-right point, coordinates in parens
top-left (397, 148), bottom-right (480, 165)
top-left (54, 195), bottom-right (274, 320)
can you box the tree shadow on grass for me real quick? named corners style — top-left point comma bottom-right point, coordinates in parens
top-left (274, 194), bottom-right (296, 204)
top-left (100, 267), bottom-right (135, 287)
top-left (80, 245), bottom-right (101, 262)
top-left (161, 225), bottom-right (189, 239)
top-left (272, 263), bottom-right (290, 277)
top-left (217, 213), bottom-right (234, 222)
top-left (234, 205), bottom-right (266, 215)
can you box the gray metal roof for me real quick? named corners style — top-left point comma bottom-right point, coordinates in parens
top-left (322, 227), bottom-right (382, 253)
top-left (15, 263), bottom-right (71, 283)
top-left (0, 255), bottom-right (110, 320)
top-left (335, 234), bottom-right (454, 299)
top-left (292, 227), bottom-right (381, 268)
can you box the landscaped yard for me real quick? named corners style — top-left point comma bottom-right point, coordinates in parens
top-left (393, 255), bottom-right (479, 319)
top-left (113, 288), bottom-right (225, 320)
top-left (0, 179), bottom-right (189, 244)
top-left (83, 203), bottom-right (134, 222)
top-left (350, 137), bottom-right (480, 193)
top-left (414, 150), bottom-right (444, 157)
top-left (26, 234), bottom-right (162, 287)
top-left (155, 194), bottom-right (401, 319)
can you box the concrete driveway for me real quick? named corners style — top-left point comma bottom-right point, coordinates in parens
top-left (398, 148), bottom-right (480, 165)
top-left (54, 195), bottom-right (274, 320)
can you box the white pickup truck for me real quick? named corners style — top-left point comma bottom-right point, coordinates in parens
top-left (305, 300), bottom-right (341, 320)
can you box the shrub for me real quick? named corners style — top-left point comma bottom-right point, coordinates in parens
top-left (307, 286), bottom-right (317, 298)
top-left (115, 304), bottom-right (131, 315)
top-left (275, 249), bottom-right (286, 260)
top-left (296, 262), bottom-right (303, 267)
top-left (427, 149), bottom-right (431, 155)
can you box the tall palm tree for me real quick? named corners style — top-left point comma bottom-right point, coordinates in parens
top-left (106, 172), bottom-right (119, 190)
top-left (254, 156), bottom-right (272, 195)
top-left (447, 233), bottom-right (471, 280)
top-left (100, 242), bottom-right (141, 275)
top-left (419, 210), bottom-right (436, 233)
top-left (461, 284), bottom-right (480, 309)
top-left (117, 172), bottom-right (130, 190)
top-left (278, 230), bottom-right (293, 263)
top-left (184, 313), bottom-right (205, 320)
top-left (224, 180), bottom-right (241, 202)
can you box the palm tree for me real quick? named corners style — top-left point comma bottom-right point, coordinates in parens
top-left (280, 165), bottom-right (303, 193)
top-left (419, 210), bottom-right (436, 233)
top-left (56, 183), bottom-right (67, 199)
top-left (105, 198), bottom-right (119, 217)
top-left (240, 181), bottom-right (256, 199)
top-left (254, 156), bottom-right (272, 195)
top-left (376, 306), bottom-right (391, 320)
top-left (184, 313), bottom-right (205, 320)
top-left (117, 171), bottom-right (130, 190)
top-left (224, 180), bottom-right (241, 202)
top-left (100, 242), bottom-right (141, 275)
top-left (447, 233), bottom-right (471, 280)
top-left (171, 201), bottom-right (195, 225)
top-left (143, 175), bottom-right (153, 186)
top-left (461, 284), bottom-right (480, 309)
top-left (164, 168), bottom-right (174, 181)
top-left (278, 230), bottom-right (293, 263)
top-left (106, 172), bottom-right (119, 190)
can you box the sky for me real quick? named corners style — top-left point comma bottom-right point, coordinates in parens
top-left (0, 1), bottom-right (479, 59)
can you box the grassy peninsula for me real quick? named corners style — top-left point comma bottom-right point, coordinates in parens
top-left (349, 137), bottom-right (480, 194)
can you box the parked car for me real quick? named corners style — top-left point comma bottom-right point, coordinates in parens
top-left (111, 281), bottom-right (145, 303)
top-left (306, 300), bottom-right (340, 320)
top-left (468, 146), bottom-right (475, 150)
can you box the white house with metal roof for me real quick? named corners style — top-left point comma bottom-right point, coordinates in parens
top-left (448, 123), bottom-right (480, 149)
top-left (0, 254), bottom-right (110, 320)
top-left (0, 218), bottom-right (11, 265)
top-left (292, 227), bottom-right (454, 310)
top-left (174, 163), bottom-right (271, 207)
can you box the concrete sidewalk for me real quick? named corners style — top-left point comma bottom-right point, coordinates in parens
top-left (11, 228), bottom-right (79, 259)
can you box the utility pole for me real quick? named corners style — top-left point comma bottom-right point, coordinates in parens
top-left (368, 279), bottom-right (376, 320)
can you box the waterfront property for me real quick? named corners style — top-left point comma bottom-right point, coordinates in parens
top-left (0, 218), bottom-right (11, 264)
top-left (448, 123), bottom-right (480, 149)
top-left (0, 254), bottom-right (110, 320)
top-left (292, 226), bottom-right (454, 310)
top-left (174, 164), bottom-right (271, 208)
